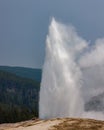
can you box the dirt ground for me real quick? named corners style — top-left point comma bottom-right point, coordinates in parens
top-left (0, 118), bottom-right (104, 130)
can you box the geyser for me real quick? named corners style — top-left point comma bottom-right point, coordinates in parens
top-left (39, 18), bottom-right (104, 120)
top-left (39, 18), bottom-right (87, 119)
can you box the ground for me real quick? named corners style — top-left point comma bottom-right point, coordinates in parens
top-left (0, 118), bottom-right (104, 130)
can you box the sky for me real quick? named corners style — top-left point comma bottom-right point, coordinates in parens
top-left (0, 0), bottom-right (104, 68)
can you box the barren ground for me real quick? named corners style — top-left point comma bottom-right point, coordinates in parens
top-left (0, 118), bottom-right (104, 130)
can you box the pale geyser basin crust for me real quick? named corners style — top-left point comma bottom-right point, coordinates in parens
top-left (1, 118), bottom-right (104, 130)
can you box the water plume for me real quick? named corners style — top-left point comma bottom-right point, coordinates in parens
top-left (39, 18), bottom-right (86, 119)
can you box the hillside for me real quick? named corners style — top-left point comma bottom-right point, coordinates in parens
top-left (1, 118), bottom-right (104, 130)
top-left (0, 70), bottom-right (40, 123)
top-left (85, 92), bottom-right (104, 112)
top-left (0, 66), bottom-right (42, 82)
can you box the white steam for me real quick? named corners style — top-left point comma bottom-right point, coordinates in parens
top-left (79, 38), bottom-right (104, 68)
top-left (79, 39), bottom-right (104, 100)
top-left (39, 18), bottom-right (104, 120)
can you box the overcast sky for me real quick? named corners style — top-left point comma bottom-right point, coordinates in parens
top-left (0, 0), bottom-right (104, 68)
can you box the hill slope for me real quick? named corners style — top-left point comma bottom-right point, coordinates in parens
top-left (0, 66), bottom-right (42, 82)
top-left (0, 70), bottom-right (40, 123)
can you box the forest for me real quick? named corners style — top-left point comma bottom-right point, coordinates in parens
top-left (0, 68), bottom-right (41, 123)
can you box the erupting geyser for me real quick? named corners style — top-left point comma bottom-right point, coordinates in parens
top-left (39, 18), bottom-right (104, 120)
top-left (39, 18), bottom-right (87, 119)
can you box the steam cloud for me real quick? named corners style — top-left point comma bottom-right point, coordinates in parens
top-left (39, 18), bottom-right (104, 120)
